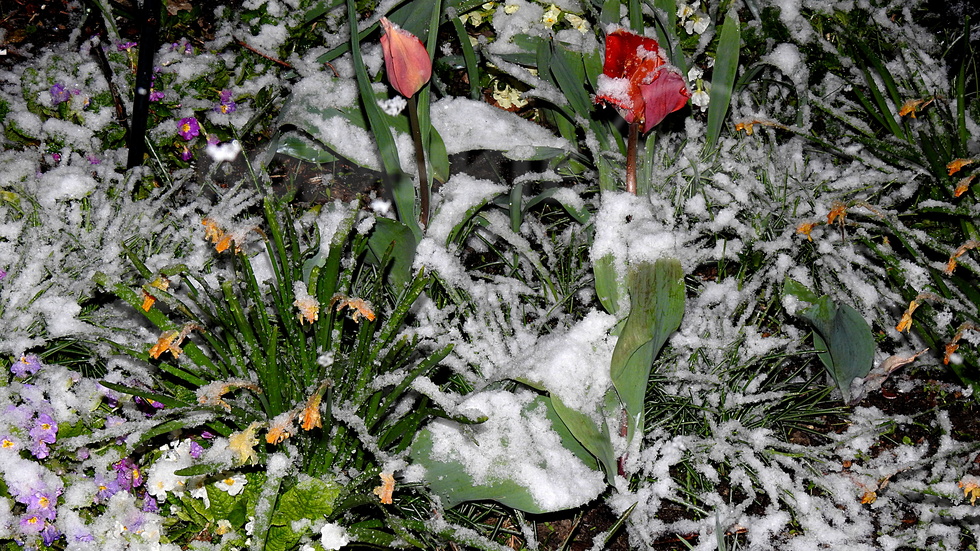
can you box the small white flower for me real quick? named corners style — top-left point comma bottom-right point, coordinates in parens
top-left (687, 66), bottom-right (703, 82)
top-left (504, 3), bottom-right (520, 14)
top-left (216, 473), bottom-right (248, 496)
top-left (685, 12), bottom-right (709, 35)
top-left (564, 13), bottom-right (590, 33)
top-left (691, 86), bottom-right (710, 111)
top-left (542, 4), bottom-right (561, 28)
top-left (320, 522), bottom-right (350, 550)
top-left (677, 3), bottom-right (695, 19)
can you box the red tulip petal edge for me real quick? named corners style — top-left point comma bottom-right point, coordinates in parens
top-left (595, 29), bottom-right (690, 133)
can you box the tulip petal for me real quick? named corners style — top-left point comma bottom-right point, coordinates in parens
top-left (638, 69), bottom-right (691, 133)
top-left (380, 17), bottom-right (432, 98)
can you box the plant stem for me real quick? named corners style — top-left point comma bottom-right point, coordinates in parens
top-left (407, 95), bottom-right (429, 227)
top-left (626, 121), bottom-right (639, 194)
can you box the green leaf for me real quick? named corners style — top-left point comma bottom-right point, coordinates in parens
top-left (704, 13), bottom-right (740, 152)
top-left (276, 134), bottom-right (339, 164)
top-left (271, 477), bottom-right (343, 526)
top-left (782, 279), bottom-right (875, 403)
top-left (547, 393), bottom-right (616, 483)
top-left (593, 254), bottom-right (622, 316)
top-left (609, 259), bottom-right (685, 442)
top-left (366, 217), bottom-right (417, 290)
top-left (410, 395), bottom-right (604, 513)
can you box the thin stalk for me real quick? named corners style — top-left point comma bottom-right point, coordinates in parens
top-left (626, 121), bottom-right (639, 194)
top-left (408, 95), bottom-right (429, 227)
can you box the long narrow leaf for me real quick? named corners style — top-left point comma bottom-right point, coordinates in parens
top-left (704, 13), bottom-right (740, 152)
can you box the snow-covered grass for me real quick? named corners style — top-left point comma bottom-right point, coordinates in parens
top-left (2, 0), bottom-right (980, 549)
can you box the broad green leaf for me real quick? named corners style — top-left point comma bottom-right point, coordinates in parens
top-left (271, 477), bottom-right (343, 526)
top-left (609, 259), bottom-right (685, 441)
top-left (276, 134), bottom-right (338, 164)
top-left (799, 297), bottom-right (874, 404)
top-left (783, 278), bottom-right (875, 404)
top-left (594, 254), bottom-right (622, 316)
top-left (547, 394), bottom-right (616, 483)
top-left (410, 395), bottom-right (604, 513)
top-left (705, 13), bottom-right (740, 152)
top-left (366, 217), bottom-right (417, 290)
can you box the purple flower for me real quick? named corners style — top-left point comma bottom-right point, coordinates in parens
top-left (0, 268), bottom-right (6, 281)
top-left (41, 522), bottom-right (60, 546)
top-left (1, 434), bottom-right (18, 450)
top-left (180, 146), bottom-right (193, 161)
top-left (12, 354), bottom-right (42, 378)
top-left (142, 495), bottom-right (159, 512)
top-left (50, 83), bottom-right (71, 105)
top-left (113, 458), bottom-right (143, 490)
top-left (189, 440), bottom-right (204, 459)
top-left (30, 440), bottom-right (50, 459)
top-left (149, 90), bottom-right (165, 102)
top-left (94, 473), bottom-right (120, 503)
top-left (27, 490), bottom-right (58, 521)
top-left (177, 117), bottom-right (200, 140)
top-left (19, 513), bottom-right (45, 534)
top-left (118, 41), bottom-right (138, 51)
top-left (215, 89), bottom-right (237, 114)
top-left (30, 413), bottom-right (57, 445)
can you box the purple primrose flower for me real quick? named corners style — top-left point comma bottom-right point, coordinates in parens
top-left (177, 117), bottom-right (200, 140)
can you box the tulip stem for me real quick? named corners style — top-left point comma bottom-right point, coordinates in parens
top-left (407, 95), bottom-right (429, 227)
top-left (626, 121), bottom-right (639, 195)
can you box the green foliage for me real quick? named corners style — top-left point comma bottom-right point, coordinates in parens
top-left (783, 279), bottom-right (875, 404)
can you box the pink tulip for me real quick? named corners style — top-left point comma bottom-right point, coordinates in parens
top-left (380, 17), bottom-right (432, 98)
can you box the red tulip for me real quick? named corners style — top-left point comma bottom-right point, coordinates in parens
top-left (379, 17), bottom-right (432, 98)
top-left (595, 29), bottom-right (690, 133)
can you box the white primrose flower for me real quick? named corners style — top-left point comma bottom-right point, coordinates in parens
top-left (215, 473), bottom-right (248, 496)
top-left (685, 11), bottom-right (710, 35)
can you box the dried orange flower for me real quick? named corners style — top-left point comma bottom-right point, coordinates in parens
top-left (827, 201), bottom-right (847, 226)
top-left (860, 491), bottom-right (877, 504)
top-left (944, 241), bottom-right (980, 275)
top-left (329, 294), bottom-right (376, 322)
top-left (266, 410), bottom-right (296, 444)
top-left (944, 322), bottom-right (980, 364)
top-left (141, 276), bottom-right (171, 312)
top-left (201, 217), bottom-right (247, 253)
top-left (895, 300), bottom-right (919, 333)
top-left (373, 472), bottom-right (395, 504)
top-left (301, 392), bottom-right (323, 431)
top-left (959, 478), bottom-right (980, 505)
top-left (796, 222), bottom-right (817, 241)
top-left (197, 379), bottom-right (261, 411)
top-left (948, 158), bottom-right (975, 176)
top-left (293, 282), bottom-right (320, 325)
top-left (898, 97), bottom-right (933, 118)
top-left (954, 174), bottom-right (977, 198)
top-left (148, 324), bottom-right (199, 359)
top-left (734, 119), bottom-right (786, 136)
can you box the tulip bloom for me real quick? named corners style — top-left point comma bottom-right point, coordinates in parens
top-left (595, 29), bottom-right (690, 134)
top-left (379, 17), bottom-right (432, 98)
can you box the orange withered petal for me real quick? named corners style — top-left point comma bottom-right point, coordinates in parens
top-left (380, 17), bottom-right (432, 98)
top-left (948, 158), bottom-right (974, 175)
top-left (954, 174), bottom-right (976, 197)
top-left (141, 292), bottom-right (157, 312)
top-left (373, 472), bottom-right (395, 504)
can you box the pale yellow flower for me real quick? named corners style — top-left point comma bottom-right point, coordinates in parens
top-left (228, 422), bottom-right (262, 465)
